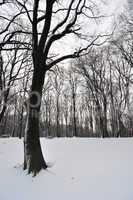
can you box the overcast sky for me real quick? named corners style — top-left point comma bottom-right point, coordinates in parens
top-left (104, 0), bottom-right (127, 13)
top-left (96, 0), bottom-right (127, 32)
top-left (48, 0), bottom-right (128, 65)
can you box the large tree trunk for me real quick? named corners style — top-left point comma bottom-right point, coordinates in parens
top-left (24, 68), bottom-right (47, 175)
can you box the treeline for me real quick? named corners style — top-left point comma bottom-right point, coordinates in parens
top-left (1, 42), bottom-right (133, 137)
top-left (0, 10), bottom-right (133, 138)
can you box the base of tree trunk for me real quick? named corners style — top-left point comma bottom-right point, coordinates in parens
top-left (23, 142), bottom-right (47, 176)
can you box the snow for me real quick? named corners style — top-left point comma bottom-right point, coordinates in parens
top-left (0, 138), bottom-right (133, 200)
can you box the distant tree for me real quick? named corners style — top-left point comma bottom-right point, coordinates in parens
top-left (0, 46), bottom-right (29, 124)
top-left (76, 50), bottom-right (109, 137)
top-left (68, 66), bottom-right (79, 137)
top-left (52, 68), bottom-right (64, 137)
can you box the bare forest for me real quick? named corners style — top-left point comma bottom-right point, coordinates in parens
top-left (0, 0), bottom-right (133, 174)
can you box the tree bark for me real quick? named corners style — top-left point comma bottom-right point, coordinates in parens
top-left (24, 67), bottom-right (47, 175)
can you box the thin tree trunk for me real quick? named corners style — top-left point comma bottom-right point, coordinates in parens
top-left (0, 87), bottom-right (10, 123)
top-left (18, 106), bottom-right (24, 139)
top-left (73, 93), bottom-right (77, 137)
top-left (102, 97), bottom-right (109, 138)
top-left (56, 97), bottom-right (60, 137)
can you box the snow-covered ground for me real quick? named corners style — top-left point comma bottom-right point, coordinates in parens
top-left (0, 138), bottom-right (133, 200)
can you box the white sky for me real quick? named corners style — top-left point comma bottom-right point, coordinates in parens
top-left (95, 0), bottom-right (127, 33)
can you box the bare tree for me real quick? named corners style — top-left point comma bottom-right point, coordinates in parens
top-left (68, 65), bottom-right (79, 137)
top-left (0, 45), bottom-right (30, 124)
